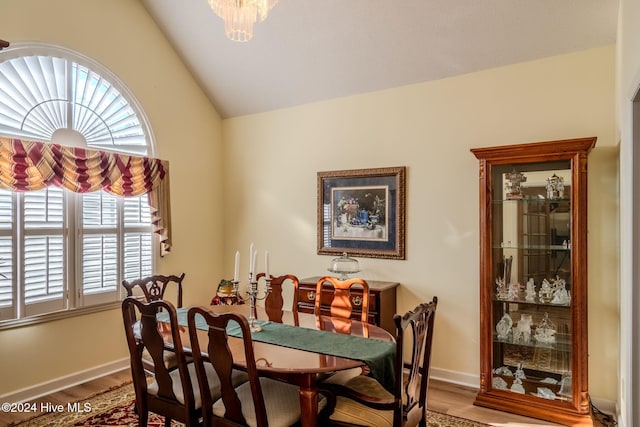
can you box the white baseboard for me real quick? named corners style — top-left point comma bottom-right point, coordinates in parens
top-left (429, 367), bottom-right (618, 418)
top-left (430, 367), bottom-right (480, 389)
top-left (591, 396), bottom-right (618, 419)
top-left (0, 358), bottom-right (130, 403)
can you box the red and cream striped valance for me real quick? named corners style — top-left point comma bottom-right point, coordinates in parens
top-left (0, 137), bottom-right (172, 252)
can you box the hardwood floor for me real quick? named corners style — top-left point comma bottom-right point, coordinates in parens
top-left (430, 380), bottom-right (567, 426)
top-left (0, 371), bottom-right (612, 426)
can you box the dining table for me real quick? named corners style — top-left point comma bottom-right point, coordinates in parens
top-left (155, 304), bottom-right (396, 427)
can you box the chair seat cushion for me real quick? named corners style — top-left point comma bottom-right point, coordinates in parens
top-left (142, 348), bottom-right (193, 370)
top-left (212, 377), bottom-right (326, 427)
top-left (148, 363), bottom-right (248, 408)
top-left (329, 375), bottom-right (394, 427)
top-left (319, 367), bottom-right (364, 385)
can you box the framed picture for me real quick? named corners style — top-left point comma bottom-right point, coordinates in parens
top-left (317, 166), bottom-right (406, 260)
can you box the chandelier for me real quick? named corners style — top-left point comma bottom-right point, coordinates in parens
top-left (207, 0), bottom-right (278, 42)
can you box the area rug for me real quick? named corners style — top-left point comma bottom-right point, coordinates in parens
top-left (9, 383), bottom-right (490, 427)
top-left (6, 383), bottom-right (180, 427)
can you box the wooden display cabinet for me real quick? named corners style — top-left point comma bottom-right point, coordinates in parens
top-left (298, 276), bottom-right (398, 334)
top-left (471, 137), bottom-right (596, 426)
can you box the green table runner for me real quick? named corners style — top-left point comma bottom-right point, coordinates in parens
top-left (159, 308), bottom-right (396, 391)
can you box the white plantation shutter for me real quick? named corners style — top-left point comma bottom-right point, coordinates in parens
top-left (79, 192), bottom-right (153, 305)
top-left (23, 187), bottom-right (66, 316)
top-left (80, 191), bottom-right (119, 305)
top-left (0, 44), bottom-right (155, 322)
top-left (123, 233), bottom-right (153, 281)
top-left (82, 234), bottom-right (118, 293)
top-left (123, 197), bottom-right (153, 282)
top-left (0, 190), bottom-right (14, 320)
top-left (0, 54), bottom-right (148, 154)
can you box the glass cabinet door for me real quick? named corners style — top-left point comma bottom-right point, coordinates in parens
top-left (491, 161), bottom-right (573, 401)
top-left (471, 137), bottom-right (595, 426)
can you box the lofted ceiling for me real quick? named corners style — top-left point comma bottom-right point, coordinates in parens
top-left (140, 0), bottom-right (619, 119)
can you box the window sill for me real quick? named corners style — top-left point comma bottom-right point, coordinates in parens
top-left (0, 301), bottom-right (121, 331)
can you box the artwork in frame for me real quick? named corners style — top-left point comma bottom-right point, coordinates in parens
top-left (317, 166), bottom-right (406, 260)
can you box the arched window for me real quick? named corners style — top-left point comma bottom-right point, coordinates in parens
top-left (0, 43), bottom-right (155, 323)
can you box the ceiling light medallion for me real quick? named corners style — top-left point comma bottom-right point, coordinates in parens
top-left (207, 0), bottom-right (277, 42)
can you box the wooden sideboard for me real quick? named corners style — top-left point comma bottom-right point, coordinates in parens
top-left (298, 276), bottom-right (399, 334)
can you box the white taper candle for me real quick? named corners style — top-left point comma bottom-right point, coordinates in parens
top-left (233, 250), bottom-right (240, 282)
top-left (249, 243), bottom-right (255, 275)
top-left (251, 248), bottom-right (258, 278)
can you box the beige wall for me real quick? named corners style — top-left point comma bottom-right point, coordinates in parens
top-left (0, 0), bottom-right (224, 394)
top-left (222, 46), bottom-right (619, 401)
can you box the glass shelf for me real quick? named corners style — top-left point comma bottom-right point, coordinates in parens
top-left (493, 335), bottom-right (572, 353)
top-left (493, 244), bottom-right (570, 251)
top-left (493, 297), bottom-right (571, 308)
top-left (493, 197), bottom-right (571, 204)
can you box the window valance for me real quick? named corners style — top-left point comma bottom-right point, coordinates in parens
top-left (0, 137), bottom-right (172, 252)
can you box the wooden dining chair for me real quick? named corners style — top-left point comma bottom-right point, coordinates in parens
top-left (320, 297), bottom-right (438, 427)
top-left (315, 276), bottom-right (370, 323)
top-left (121, 297), bottom-right (233, 427)
top-left (122, 273), bottom-right (187, 373)
top-left (187, 306), bottom-right (320, 427)
top-left (313, 276), bottom-right (372, 384)
top-left (256, 273), bottom-right (299, 323)
top-left (122, 273), bottom-right (186, 308)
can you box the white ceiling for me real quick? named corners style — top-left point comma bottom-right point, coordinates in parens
top-left (140, 0), bottom-right (619, 119)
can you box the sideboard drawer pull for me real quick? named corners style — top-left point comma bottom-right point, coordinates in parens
top-left (307, 291), bottom-right (316, 301)
top-left (351, 295), bottom-right (363, 307)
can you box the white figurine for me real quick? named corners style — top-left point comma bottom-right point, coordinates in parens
top-left (535, 312), bottom-right (557, 343)
top-left (493, 366), bottom-right (513, 376)
top-left (514, 362), bottom-right (526, 380)
top-left (546, 173), bottom-right (565, 199)
top-left (537, 387), bottom-right (556, 400)
top-left (551, 276), bottom-right (571, 305)
top-left (510, 363), bottom-right (526, 394)
top-left (558, 375), bottom-right (572, 397)
top-left (513, 314), bottom-right (532, 343)
top-left (510, 377), bottom-right (525, 394)
top-left (495, 313), bottom-right (513, 340)
top-left (495, 277), bottom-right (509, 300)
top-left (504, 170), bottom-right (526, 199)
top-left (492, 376), bottom-right (509, 390)
top-left (508, 282), bottom-right (521, 300)
top-left (539, 278), bottom-right (554, 302)
top-left (525, 278), bottom-right (536, 302)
